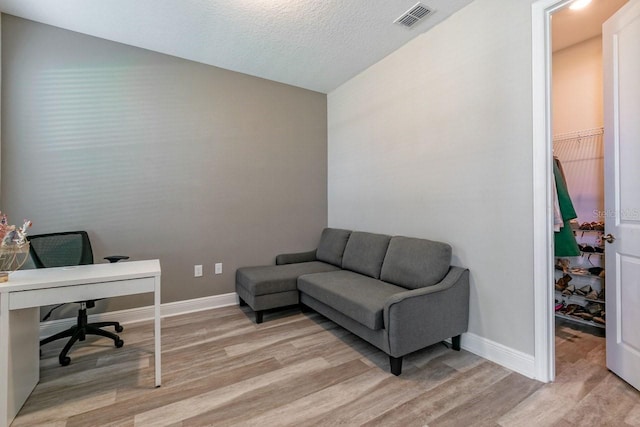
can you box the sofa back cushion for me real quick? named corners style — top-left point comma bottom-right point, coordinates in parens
top-left (380, 236), bottom-right (452, 289)
top-left (316, 228), bottom-right (352, 267)
top-left (342, 232), bottom-right (391, 279)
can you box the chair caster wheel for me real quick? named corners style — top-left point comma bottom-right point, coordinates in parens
top-left (115, 325), bottom-right (124, 333)
top-left (59, 356), bottom-right (71, 366)
top-left (115, 339), bottom-right (124, 348)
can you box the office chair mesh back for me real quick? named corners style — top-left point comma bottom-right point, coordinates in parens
top-left (29, 231), bottom-right (93, 268)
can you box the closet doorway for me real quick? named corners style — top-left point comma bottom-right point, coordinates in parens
top-left (550, 0), bottom-right (633, 387)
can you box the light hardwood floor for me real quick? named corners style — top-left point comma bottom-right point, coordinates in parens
top-left (12, 306), bottom-right (640, 426)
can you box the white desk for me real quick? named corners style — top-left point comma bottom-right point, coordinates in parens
top-left (0, 259), bottom-right (161, 427)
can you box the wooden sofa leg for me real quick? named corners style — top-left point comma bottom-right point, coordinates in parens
top-left (238, 297), bottom-right (247, 307)
top-left (452, 335), bottom-right (461, 351)
top-left (389, 356), bottom-right (403, 376)
top-left (255, 310), bottom-right (264, 324)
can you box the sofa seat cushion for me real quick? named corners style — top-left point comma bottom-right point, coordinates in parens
top-left (298, 270), bottom-right (407, 330)
top-left (236, 261), bottom-right (340, 296)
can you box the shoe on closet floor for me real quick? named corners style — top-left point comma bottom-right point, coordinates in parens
top-left (585, 290), bottom-right (599, 300)
top-left (588, 267), bottom-right (604, 276)
top-left (555, 274), bottom-right (572, 291)
top-left (555, 258), bottom-right (570, 273)
top-left (585, 302), bottom-right (603, 315)
top-left (575, 312), bottom-right (594, 320)
top-left (576, 285), bottom-right (592, 296)
top-left (565, 304), bottom-right (580, 315)
top-left (580, 244), bottom-right (596, 253)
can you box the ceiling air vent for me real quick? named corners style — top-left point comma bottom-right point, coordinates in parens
top-left (394, 2), bottom-right (432, 28)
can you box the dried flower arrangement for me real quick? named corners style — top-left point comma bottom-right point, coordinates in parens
top-left (0, 212), bottom-right (32, 282)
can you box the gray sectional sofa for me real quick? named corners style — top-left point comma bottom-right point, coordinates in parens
top-left (235, 228), bottom-right (470, 375)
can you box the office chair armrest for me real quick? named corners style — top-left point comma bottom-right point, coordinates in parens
top-left (104, 255), bottom-right (129, 263)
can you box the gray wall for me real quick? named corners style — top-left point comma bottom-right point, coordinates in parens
top-left (328, 0), bottom-right (535, 356)
top-left (1, 15), bottom-right (327, 315)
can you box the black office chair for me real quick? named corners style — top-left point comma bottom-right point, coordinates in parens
top-left (28, 231), bottom-right (129, 366)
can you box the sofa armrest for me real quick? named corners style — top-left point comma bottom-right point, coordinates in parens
top-left (275, 250), bottom-right (317, 265)
top-left (383, 266), bottom-right (470, 357)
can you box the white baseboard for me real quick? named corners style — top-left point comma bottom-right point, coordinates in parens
top-left (460, 332), bottom-right (536, 379)
top-left (40, 294), bottom-right (536, 380)
top-left (39, 292), bottom-right (239, 339)
top-left (161, 292), bottom-right (238, 318)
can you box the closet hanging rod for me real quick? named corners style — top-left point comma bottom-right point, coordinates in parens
top-left (553, 127), bottom-right (604, 143)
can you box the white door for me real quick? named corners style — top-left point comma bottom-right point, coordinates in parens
top-left (603, 0), bottom-right (640, 391)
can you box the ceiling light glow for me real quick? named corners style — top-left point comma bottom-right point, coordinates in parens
top-left (569, 0), bottom-right (592, 10)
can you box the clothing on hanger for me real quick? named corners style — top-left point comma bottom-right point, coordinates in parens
top-left (553, 157), bottom-right (580, 256)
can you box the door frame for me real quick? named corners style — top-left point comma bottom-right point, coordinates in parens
top-left (531, 0), bottom-right (574, 383)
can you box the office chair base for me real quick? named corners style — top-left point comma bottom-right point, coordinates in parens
top-left (40, 308), bottom-right (125, 366)
top-left (50, 324), bottom-right (124, 366)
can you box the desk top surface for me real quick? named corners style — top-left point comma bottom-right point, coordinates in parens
top-left (0, 259), bottom-right (161, 293)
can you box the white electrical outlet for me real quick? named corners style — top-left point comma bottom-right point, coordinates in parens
top-left (194, 265), bottom-right (203, 277)
top-left (215, 263), bottom-right (222, 275)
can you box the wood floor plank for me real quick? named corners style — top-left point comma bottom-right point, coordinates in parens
top-left (498, 321), bottom-right (639, 427)
top-left (362, 361), bottom-right (513, 427)
top-left (12, 308), bottom-right (640, 427)
top-left (66, 357), bottom-right (283, 427)
top-left (304, 359), bottom-right (459, 426)
top-left (182, 359), bottom-right (371, 426)
top-left (236, 368), bottom-right (389, 426)
top-left (427, 372), bottom-right (543, 427)
top-left (133, 357), bottom-right (332, 426)
top-left (12, 389), bottom-right (117, 426)
top-left (624, 403), bottom-right (640, 425)
top-left (496, 356), bottom-right (608, 426)
top-left (562, 372), bottom-right (640, 426)
top-left (223, 324), bottom-right (327, 357)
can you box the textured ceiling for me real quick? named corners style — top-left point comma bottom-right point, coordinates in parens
top-left (0, 0), bottom-right (474, 93)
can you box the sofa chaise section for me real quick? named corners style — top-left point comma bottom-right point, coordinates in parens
top-left (235, 228), bottom-right (350, 323)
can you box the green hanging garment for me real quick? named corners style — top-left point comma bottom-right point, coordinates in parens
top-left (553, 158), bottom-right (580, 256)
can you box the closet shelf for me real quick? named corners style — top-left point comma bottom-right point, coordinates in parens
top-left (554, 221), bottom-right (605, 331)
top-left (580, 250), bottom-right (604, 256)
top-left (555, 312), bottom-right (605, 329)
top-left (555, 269), bottom-right (604, 279)
top-left (555, 290), bottom-right (605, 305)
top-left (572, 228), bottom-right (605, 235)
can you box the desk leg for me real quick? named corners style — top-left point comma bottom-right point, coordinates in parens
top-left (0, 296), bottom-right (39, 427)
top-left (0, 293), bottom-right (8, 427)
top-left (154, 277), bottom-right (161, 387)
